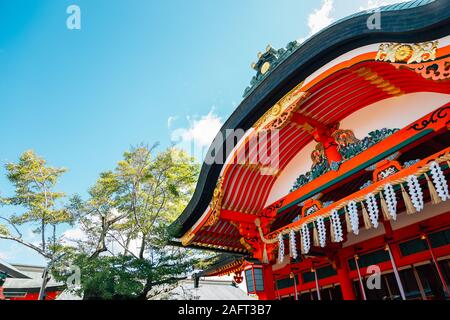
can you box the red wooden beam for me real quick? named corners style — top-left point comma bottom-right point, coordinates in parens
top-left (220, 209), bottom-right (260, 224)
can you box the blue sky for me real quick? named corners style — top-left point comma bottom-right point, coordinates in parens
top-left (0, 0), bottom-right (405, 265)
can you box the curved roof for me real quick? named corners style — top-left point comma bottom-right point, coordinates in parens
top-left (242, 0), bottom-right (439, 99)
top-left (172, 0), bottom-right (450, 239)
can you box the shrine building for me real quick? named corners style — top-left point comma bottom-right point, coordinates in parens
top-left (171, 0), bottom-right (450, 300)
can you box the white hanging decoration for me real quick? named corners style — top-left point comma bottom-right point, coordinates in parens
top-left (348, 201), bottom-right (360, 235)
top-left (383, 183), bottom-right (398, 220)
top-left (301, 224), bottom-right (311, 254)
top-left (429, 162), bottom-right (450, 201)
top-left (406, 174), bottom-right (424, 212)
top-left (365, 193), bottom-right (379, 228)
top-left (289, 230), bottom-right (298, 260)
top-left (316, 217), bottom-right (327, 248)
top-left (278, 233), bottom-right (285, 263)
top-left (330, 209), bottom-right (344, 242)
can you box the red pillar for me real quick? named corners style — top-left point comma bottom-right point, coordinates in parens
top-left (312, 130), bottom-right (343, 165)
top-left (336, 255), bottom-right (356, 300)
top-left (257, 265), bottom-right (277, 300)
top-left (290, 114), bottom-right (343, 165)
top-left (0, 286), bottom-right (5, 300)
top-left (322, 136), bottom-right (343, 165)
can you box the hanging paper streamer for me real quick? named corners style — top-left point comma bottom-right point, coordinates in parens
top-left (255, 154), bottom-right (450, 255)
top-left (429, 162), bottom-right (450, 202)
top-left (289, 230), bottom-right (298, 260)
top-left (262, 244), bottom-right (269, 264)
top-left (365, 193), bottom-right (379, 228)
top-left (425, 172), bottom-right (441, 205)
top-left (312, 223), bottom-right (320, 247)
top-left (329, 217), bottom-right (336, 243)
top-left (331, 209), bottom-right (344, 242)
top-left (379, 192), bottom-right (391, 221)
top-left (407, 174), bottom-right (424, 212)
top-left (360, 202), bottom-right (372, 230)
top-left (401, 184), bottom-right (416, 215)
top-left (345, 206), bottom-right (352, 233)
top-left (384, 184), bottom-right (397, 220)
top-left (316, 217), bottom-right (327, 248)
top-left (301, 224), bottom-right (311, 254)
top-left (348, 201), bottom-right (359, 235)
top-left (278, 233), bottom-right (285, 264)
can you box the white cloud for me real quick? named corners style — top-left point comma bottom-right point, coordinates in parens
top-left (298, 0), bottom-right (335, 43)
top-left (298, 0), bottom-right (410, 43)
top-left (62, 226), bottom-right (88, 246)
top-left (170, 109), bottom-right (223, 161)
top-left (61, 223), bottom-right (142, 257)
top-left (167, 116), bottom-right (177, 129)
top-left (169, 109), bottom-right (223, 161)
top-left (360, 0), bottom-right (409, 10)
top-left (181, 111), bottom-right (222, 147)
top-left (0, 241), bottom-right (47, 265)
top-left (308, 0), bottom-right (335, 35)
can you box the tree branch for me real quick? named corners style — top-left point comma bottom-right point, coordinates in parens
top-left (0, 235), bottom-right (52, 259)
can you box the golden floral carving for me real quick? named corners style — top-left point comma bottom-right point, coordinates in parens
top-left (395, 45), bottom-right (414, 62)
top-left (203, 176), bottom-right (225, 228)
top-left (253, 82), bottom-right (307, 131)
top-left (181, 177), bottom-right (230, 246)
top-left (376, 41), bottom-right (438, 64)
top-left (253, 104), bottom-right (282, 129)
top-left (265, 104), bottom-right (300, 130)
top-left (332, 129), bottom-right (360, 149)
top-left (311, 143), bottom-right (325, 166)
top-left (181, 229), bottom-right (196, 246)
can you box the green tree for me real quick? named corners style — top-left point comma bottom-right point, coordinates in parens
top-left (59, 145), bottom-right (203, 299)
top-left (0, 150), bottom-right (71, 260)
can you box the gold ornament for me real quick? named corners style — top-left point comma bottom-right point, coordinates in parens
top-left (395, 45), bottom-right (413, 62)
top-left (311, 143), bottom-right (325, 166)
top-left (260, 61), bottom-right (271, 75)
top-left (355, 67), bottom-right (403, 96)
top-left (332, 128), bottom-right (360, 148)
top-left (376, 41), bottom-right (438, 64)
top-left (204, 176), bottom-right (225, 228)
top-left (253, 82), bottom-right (307, 131)
top-left (240, 238), bottom-right (254, 252)
top-left (181, 229), bottom-right (196, 246)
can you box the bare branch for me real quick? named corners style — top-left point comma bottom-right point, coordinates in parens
top-left (0, 235), bottom-right (52, 259)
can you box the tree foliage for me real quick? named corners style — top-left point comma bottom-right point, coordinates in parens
top-left (0, 150), bottom-right (71, 259)
top-left (0, 146), bottom-right (210, 300)
top-left (56, 145), bottom-right (204, 299)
